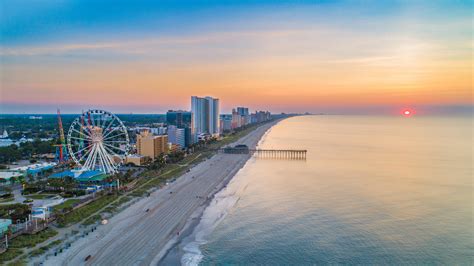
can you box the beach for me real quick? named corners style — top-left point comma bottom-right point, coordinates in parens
top-left (43, 120), bottom-right (280, 266)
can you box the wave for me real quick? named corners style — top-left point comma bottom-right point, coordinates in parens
top-left (256, 126), bottom-right (272, 148)
top-left (181, 123), bottom-right (276, 265)
top-left (181, 160), bottom-right (254, 266)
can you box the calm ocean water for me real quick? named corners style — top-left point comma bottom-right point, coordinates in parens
top-left (183, 115), bottom-right (473, 265)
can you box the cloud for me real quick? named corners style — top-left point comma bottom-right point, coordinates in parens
top-left (0, 29), bottom-right (308, 56)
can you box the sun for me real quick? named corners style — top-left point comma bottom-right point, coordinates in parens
top-left (402, 109), bottom-right (414, 117)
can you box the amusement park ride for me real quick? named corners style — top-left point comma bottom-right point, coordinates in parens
top-left (54, 109), bottom-right (68, 163)
top-left (66, 109), bottom-right (130, 174)
top-left (55, 109), bottom-right (130, 174)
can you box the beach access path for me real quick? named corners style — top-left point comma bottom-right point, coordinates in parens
top-left (43, 120), bottom-right (279, 266)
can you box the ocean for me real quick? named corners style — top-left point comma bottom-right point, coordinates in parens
top-left (182, 115), bottom-right (473, 265)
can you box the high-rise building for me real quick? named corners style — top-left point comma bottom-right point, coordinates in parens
top-left (167, 125), bottom-right (186, 149)
top-left (236, 107), bottom-right (251, 126)
top-left (236, 107), bottom-right (249, 116)
top-left (136, 130), bottom-right (168, 159)
top-left (191, 96), bottom-right (220, 139)
top-left (166, 110), bottom-right (193, 129)
top-left (184, 128), bottom-right (192, 147)
top-left (220, 114), bottom-right (233, 132)
top-left (231, 109), bottom-right (241, 129)
top-left (254, 111), bottom-right (272, 123)
top-left (166, 110), bottom-right (194, 147)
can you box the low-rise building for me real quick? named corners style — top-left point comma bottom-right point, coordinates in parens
top-left (125, 154), bottom-right (147, 166)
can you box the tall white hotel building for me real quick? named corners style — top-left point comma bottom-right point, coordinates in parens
top-left (191, 96), bottom-right (220, 140)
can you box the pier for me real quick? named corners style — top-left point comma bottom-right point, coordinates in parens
top-left (218, 147), bottom-right (307, 160)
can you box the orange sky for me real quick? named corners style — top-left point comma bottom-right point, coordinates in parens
top-left (0, 3), bottom-right (472, 113)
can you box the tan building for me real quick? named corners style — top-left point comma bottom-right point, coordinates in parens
top-left (136, 130), bottom-right (169, 159)
top-left (125, 155), bottom-right (147, 166)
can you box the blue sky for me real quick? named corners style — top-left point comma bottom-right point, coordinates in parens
top-left (3, 1), bottom-right (469, 46)
top-left (0, 1), bottom-right (472, 114)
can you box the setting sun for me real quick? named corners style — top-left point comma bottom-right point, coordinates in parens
top-left (402, 109), bottom-right (415, 117)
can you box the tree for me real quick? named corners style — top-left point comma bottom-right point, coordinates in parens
top-left (9, 176), bottom-right (17, 185)
top-left (48, 178), bottom-right (65, 191)
top-left (63, 176), bottom-right (77, 192)
top-left (167, 150), bottom-right (185, 163)
top-left (0, 145), bottom-right (21, 164)
top-left (149, 154), bottom-right (166, 170)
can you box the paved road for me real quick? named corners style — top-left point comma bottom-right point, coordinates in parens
top-left (45, 121), bottom-right (278, 266)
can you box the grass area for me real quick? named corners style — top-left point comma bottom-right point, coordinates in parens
top-left (0, 195), bottom-right (14, 203)
top-left (110, 196), bottom-right (131, 208)
top-left (82, 214), bottom-right (101, 226)
top-left (9, 228), bottom-right (58, 249)
top-left (28, 239), bottom-right (62, 258)
top-left (7, 259), bottom-right (26, 266)
top-left (52, 199), bottom-right (81, 213)
top-left (130, 189), bottom-right (147, 197)
top-left (103, 206), bottom-right (116, 213)
top-left (25, 194), bottom-right (56, 200)
top-left (57, 194), bottom-right (118, 227)
top-left (0, 249), bottom-right (23, 264)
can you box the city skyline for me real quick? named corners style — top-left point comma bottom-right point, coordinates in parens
top-left (1, 1), bottom-right (472, 115)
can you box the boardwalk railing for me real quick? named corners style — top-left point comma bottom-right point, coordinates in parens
top-left (218, 148), bottom-right (307, 160)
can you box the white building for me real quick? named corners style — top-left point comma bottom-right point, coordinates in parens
top-left (167, 125), bottom-right (185, 149)
top-left (191, 96), bottom-right (220, 140)
top-left (1, 130), bottom-right (8, 139)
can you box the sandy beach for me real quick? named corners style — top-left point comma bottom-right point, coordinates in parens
top-left (42, 120), bottom-right (280, 266)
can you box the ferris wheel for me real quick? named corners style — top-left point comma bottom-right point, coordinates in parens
top-left (66, 109), bottom-right (130, 174)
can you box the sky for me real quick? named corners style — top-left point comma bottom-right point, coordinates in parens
top-left (0, 0), bottom-right (472, 114)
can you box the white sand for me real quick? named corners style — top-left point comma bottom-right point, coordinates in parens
top-left (42, 121), bottom-right (279, 266)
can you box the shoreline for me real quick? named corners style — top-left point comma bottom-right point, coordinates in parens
top-left (42, 119), bottom-right (281, 265)
top-left (159, 120), bottom-right (277, 265)
top-left (159, 153), bottom-right (254, 265)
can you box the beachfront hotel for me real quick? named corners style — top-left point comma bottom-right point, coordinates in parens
top-left (166, 110), bottom-right (194, 147)
top-left (136, 130), bottom-right (169, 159)
top-left (191, 96), bottom-right (220, 140)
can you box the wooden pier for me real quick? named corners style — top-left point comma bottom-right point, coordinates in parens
top-left (218, 148), bottom-right (307, 160)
